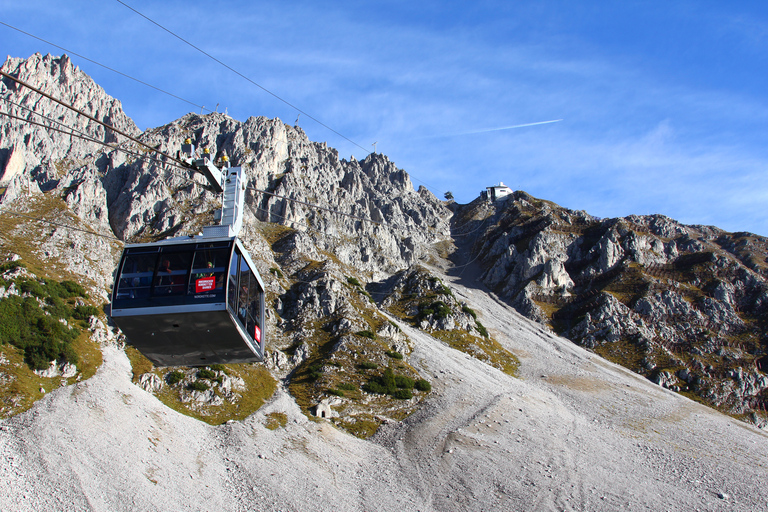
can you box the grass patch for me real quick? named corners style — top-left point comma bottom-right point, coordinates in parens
top-left (432, 329), bottom-right (519, 377)
top-left (0, 328), bottom-right (101, 419)
top-left (259, 223), bottom-right (295, 246)
top-left (126, 345), bottom-right (153, 382)
top-left (264, 411), bottom-right (288, 430)
top-left (146, 364), bottom-right (277, 425)
top-left (337, 416), bottom-right (381, 439)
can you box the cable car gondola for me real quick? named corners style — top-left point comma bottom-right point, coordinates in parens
top-left (110, 142), bottom-right (265, 366)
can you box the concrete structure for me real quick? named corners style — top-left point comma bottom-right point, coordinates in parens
top-left (482, 182), bottom-right (513, 201)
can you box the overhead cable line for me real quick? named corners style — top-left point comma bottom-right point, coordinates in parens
top-left (0, 21), bottom-right (211, 115)
top-left (0, 110), bottom-right (187, 176)
top-left (115, 0), bottom-right (370, 154)
top-left (0, 76), bottom-right (381, 226)
top-left (0, 210), bottom-right (121, 242)
top-left (0, 69), bottom-right (182, 164)
top-left (4, 19), bottom-right (442, 197)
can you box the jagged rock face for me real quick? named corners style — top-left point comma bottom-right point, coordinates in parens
top-left (457, 192), bottom-right (768, 419)
top-left (3, 53), bottom-right (768, 428)
top-left (1, 53), bottom-right (137, 197)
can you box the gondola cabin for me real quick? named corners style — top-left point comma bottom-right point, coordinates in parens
top-left (111, 235), bottom-right (265, 366)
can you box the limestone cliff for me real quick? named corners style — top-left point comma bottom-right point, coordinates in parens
top-left (456, 192), bottom-right (768, 421)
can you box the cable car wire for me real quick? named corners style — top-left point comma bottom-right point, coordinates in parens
top-left (0, 69), bottom-right (182, 165)
top-left (0, 21), bottom-right (211, 115)
top-left (0, 209), bottom-right (122, 242)
top-left (4, 21), bottom-right (443, 196)
top-left (0, 75), bottom-right (383, 226)
top-left (115, 0), bottom-right (370, 155)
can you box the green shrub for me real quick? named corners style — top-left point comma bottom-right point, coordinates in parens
top-left (392, 389), bottom-right (413, 400)
top-left (188, 380), bottom-right (209, 392)
top-left (418, 300), bottom-right (451, 321)
top-left (395, 375), bottom-right (414, 389)
top-left (209, 364), bottom-right (228, 374)
top-left (0, 260), bottom-right (23, 273)
top-left (307, 362), bottom-right (323, 381)
top-left (45, 296), bottom-right (70, 319)
top-left (269, 267), bottom-right (283, 279)
top-left (462, 305), bottom-right (477, 319)
top-left (60, 280), bottom-right (88, 298)
top-left (73, 305), bottom-right (99, 320)
top-left (356, 330), bottom-right (376, 339)
top-left (338, 382), bottom-right (356, 391)
top-left (362, 380), bottom-right (387, 394)
top-left (358, 361), bottom-right (377, 370)
top-left (167, 371), bottom-right (185, 385)
top-left (386, 350), bottom-right (403, 359)
top-left (414, 379), bottom-right (432, 392)
top-left (346, 276), bottom-right (361, 287)
top-left (18, 278), bottom-right (45, 297)
top-left (197, 369), bottom-right (217, 380)
top-left (476, 321), bottom-right (488, 338)
top-left (381, 368), bottom-right (396, 391)
top-left (328, 389), bottom-right (345, 397)
top-left (0, 294), bottom-right (78, 370)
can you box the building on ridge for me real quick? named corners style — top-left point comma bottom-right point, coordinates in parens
top-left (481, 182), bottom-right (513, 201)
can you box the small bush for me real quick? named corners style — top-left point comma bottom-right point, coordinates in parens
top-left (209, 364), bottom-right (228, 374)
top-left (307, 362), bottom-right (323, 381)
top-left (0, 260), bottom-right (23, 274)
top-left (381, 368), bottom-right (396, 390)
top-left (358, 361), bottom-right (378, 370)
top-left (386, 350), bottom-right (403, 360)
top-left (362, 380), bottom-right (387, 394)
top-left (476, 321), bottom-right (488, 338)
top-left (73, 305), bottom-right (99, 320)
top-left (414, 379), bottom-right (432, 392)
top-left (356, 330), bottom-right (376, 339)
top-left (328, 389), bottom-right (345, 397)
top-left (418, 300), bottom-right (451, 321)
top-left (197, 369), bottom-right (217, 380)
top-left (18, 278), bottom-right (45, 297)
top-left (338, 382), bottom-right (356, 391)
top-left (167, 371), bottom-right (185, 385)
top-left (269, 267), bottom-right (283, 279)
top-left (462, 305), bottom-right (477, 319)
top-left (392, 389), bottom-right (413, 400)
top-left (394, 375), bottom-right (414, 389)
top-left (60, 280), bottom-right (88, 298)
top-left (188, 380), bottom-right (209, 392)
top-left (346, 276), bottom-right (361, 287)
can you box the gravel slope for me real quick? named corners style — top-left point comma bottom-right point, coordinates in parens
top-left (1, 273), bottom-right (766, 511)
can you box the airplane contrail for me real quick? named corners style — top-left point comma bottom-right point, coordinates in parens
top-left (458, 119), bottom-right (563, 136)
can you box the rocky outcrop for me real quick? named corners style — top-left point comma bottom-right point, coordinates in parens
top-left (456, 192), bottom-right (768, 421)
top-left (2, 52), bottom-right (767, 429)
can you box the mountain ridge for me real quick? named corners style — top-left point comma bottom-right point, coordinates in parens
top-left (1, 53), bottom-right (767, 511)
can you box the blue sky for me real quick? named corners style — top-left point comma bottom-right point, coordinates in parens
top-left (2, 1), bottom-right (768, 235)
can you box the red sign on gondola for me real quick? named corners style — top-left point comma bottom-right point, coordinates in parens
top-left (254, 325), bottom-right (261, 343)
top-left (195, 276), bottom-right (215, 293)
